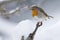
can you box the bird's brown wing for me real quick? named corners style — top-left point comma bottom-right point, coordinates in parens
top-left (37, 7), bottom-right (48, 17)
top-left (37, 7), bottom-right (53, 18)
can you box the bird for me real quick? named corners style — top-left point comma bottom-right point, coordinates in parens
top-left (30, 6), bottom-right (53, 21)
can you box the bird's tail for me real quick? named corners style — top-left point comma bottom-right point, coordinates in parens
top-left (48, 16), bottom-right (53, 19)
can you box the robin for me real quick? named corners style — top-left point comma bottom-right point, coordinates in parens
top-left (30, 6), bottom-right (53, 21)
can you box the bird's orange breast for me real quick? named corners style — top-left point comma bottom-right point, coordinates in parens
top-left (32, 9), bottom-right (38, 17)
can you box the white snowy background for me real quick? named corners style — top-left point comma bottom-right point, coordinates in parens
top-left (0, 0), bottom-right (60, 40)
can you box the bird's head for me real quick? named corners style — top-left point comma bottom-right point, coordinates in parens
top-left (30, 6), bottom-right (38, 10)
top-left (30, 6), bottom-right (39, 17)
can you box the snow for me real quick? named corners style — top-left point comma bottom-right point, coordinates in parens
top-left (0, 0), bottom-right (60, 40)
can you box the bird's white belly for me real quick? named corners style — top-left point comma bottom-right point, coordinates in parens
top-left (34, 11), bottom-right (47, 21)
